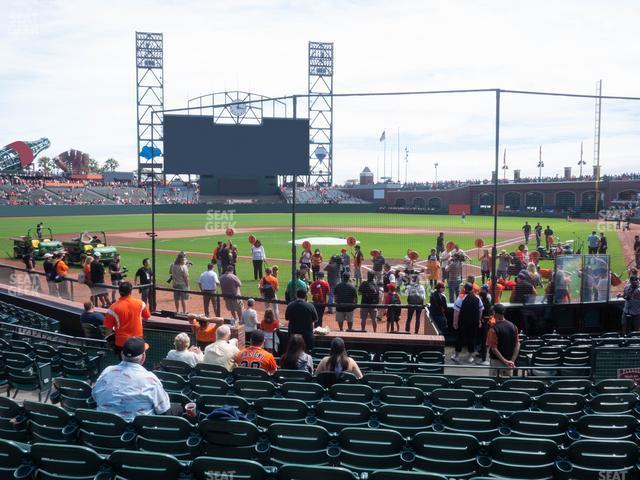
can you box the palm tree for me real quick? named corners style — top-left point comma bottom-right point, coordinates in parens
top-left (37, 156), bottom-right (53, 174)
top-left (102, 158), bottom-right (119, 172)
top-left (87, 158), bottom-right (100, 173)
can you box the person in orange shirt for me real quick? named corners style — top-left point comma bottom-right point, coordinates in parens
top-left (234, 330), bottom-right (277, 375)
top-left (191, 317), bottom-right (218, 347)
top-left (260, 267), bottom-right (280, 319)
top-left (260, 308), bottom-right (280, 353)
top-left (104, 281), bottom-right (151, 355)
top-left (54, 252), bottom-right (70, 299)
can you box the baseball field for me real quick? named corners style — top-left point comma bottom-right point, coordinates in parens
top-left (0, 212), bottom-right (630, 303)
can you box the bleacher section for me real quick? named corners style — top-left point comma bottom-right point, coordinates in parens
top-left (45, 186), bottom-right (112, 205)
top-left (282, 187), bottom-right (370, 204)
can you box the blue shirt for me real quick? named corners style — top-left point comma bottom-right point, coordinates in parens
top-left (80, 311), bottom-right (104, 328)
top-left (92, 361), bottom-right (170, 422)
top-left (588, 234), bottom-right (599, 248)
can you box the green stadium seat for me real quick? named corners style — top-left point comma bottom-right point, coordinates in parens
top-left (193, 363), bottom-right (230, 380)
top-left (232, 366), bottom-right (270, 381)
top-left (9, 339), bottom-right (34, 356)
top-left (274, 369), bottom-right (312, 384)
top-left (314, 371), bottom-right (357, 388)
top-left (160, 359), bottom-right (193, 378)
top-left (563, 440), bottom-right (639, 479)
top-left (484, 436), bottom-right (558, 480)
top-left (198, 419), bottom-right (261, 460)
top-left (594, 378), bottom-right (636, 395)
top-left (81, 323), bottom-right (105, 340)
top-left (233, 379), bottom-right (276, 400)
top-left (507, 411), bottom-right (569, 443)
top-left (428, 388), bottom-right (476, 412)
top-left (547, 379), bottom-right (592, 395)
top-left (109, 450), bottom-right (185, 480)
top-left (73, 408), bottom-right (135, 454)
top-left (347, 349), bottom-right (371, 371)
top-left (130, 415), bottom-right (199, 460)
top-left (280, 381), bottom-right (326, 405)
top-left (189, 376), bottom-right (229, 397)
top-left (276, 464), bottom-right (358, 480)
top-left (253, 397), bottom-right (308, 428)
top-left (381, 351), bottom-right (412, 373)
top-left (313, 401), bottom-right (372, 433)
top-left (415, 351), bottom-right (445, 374)
top-left (452, 377), bottom-right (498, 395)
top-left (329, 383), bottom-right (375, 404)
top-left (379, 386), bottom-right (425, 406)
top-left (438, 408), bottom-right (501, 442)
top-left (529, 346), bottom-right (563, 377)
top-left (266, 423), bottom-right (332, 467)
top-left (58, 346), bottom-right (100, 382)
top-left (27, 443), bottom-right (105, 480)
top-left (0, 439), bottom-right (30, 479)
top-left (191, 457), bottom-right (274, 480)
top-left (586, 393), bottom-right (638, 415)
top-left (411, 431), bottom-right (480, 479)
top-left (574, 414), bottom-right (639, 442)
top-left (534, 392), bottom-right (585, 419)
top-left (369, 472), bottom-right (447, 480)
top-left (51, 378), bottom-right (96, 412)
top-left (377, 404), bottom-right (435, 438)
top-left (481, 389), bottom-right (531, 414)
top-left (310, 347), bottom-right (330, 359)
top-left (406, 374), bottom-right (450, 394)
top-left (196, 394), bottom-right (250, 416)
top-left (560, 346), bottom-right (591, 376)
top-left (0, 396), bottom-right (28, 442)
top-left (501, 378), bottom-right (546, 396)
top-left (3, 351), bottom-right (52, 401)
top-left (33, 342), bottom-right (62, 377)
top-left (361, 373), bottom-right (403, 391)
top-left (337, 427), bottom-right (405, 473)
top-left (23, 400), bottom-right (74, 444)
top-left (153, 370), bottom-right (190, 395)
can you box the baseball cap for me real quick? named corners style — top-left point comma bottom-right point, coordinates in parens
top-left (493, 303), bottom-right (506, 315)
top-left (43, 253), bottom-right (53, 258)
top-left (341, 248), bottom-right (347, 253)
top-left (481, 284), bottom-right (489, 291)
top-left (93, 251), bottom-right (101, 257)
top-left (122, 337), bottom-right (149, 358)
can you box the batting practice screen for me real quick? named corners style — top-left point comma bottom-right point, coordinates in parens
top-left (163, 114), bottom-right (310, 176)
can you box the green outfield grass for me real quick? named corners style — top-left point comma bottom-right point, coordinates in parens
top-left (0, 212), bottom-right (625, 299)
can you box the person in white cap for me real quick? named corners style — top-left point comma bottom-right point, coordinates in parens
top-left (42, 253), bottom-right (57, 296)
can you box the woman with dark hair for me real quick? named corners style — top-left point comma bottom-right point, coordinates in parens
top-left (314, 337), bottom-right (363, 379)
top-left (280, 334), bottom-right (313, 372)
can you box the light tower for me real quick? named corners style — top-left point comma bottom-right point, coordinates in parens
top-left (136, 32), bottom-right (164, 184)
top-left (308, 41), bottom-right (334, 186)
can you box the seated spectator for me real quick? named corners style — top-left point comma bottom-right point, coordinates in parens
top-left (202, 325), bottom-right (239, 371)
top-left (191, 316), bottom-right (218, 347)
top-left (280, 334), bottom-right (313, 373)
top-left (260, 308), bottom-right (280, 352)
top-left (241, 298), bottom-right (259, 334)
top-left (315, 337), bottom-right (363, 379)
top-left (80, 301), bottom-right (104, 327)
top-left (235, 330), bottom-right (277, 375)
top-left (165, 332), bottom-right (203, 367)
top-left (92, 337), bottom-right (182, 421)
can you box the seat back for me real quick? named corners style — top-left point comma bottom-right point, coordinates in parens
top-left (377, 404), bottom-right (434, 438)
top-left (189, 376), bottom-right (229, 397)
top-left (314, 401), bottom-right (371, 433)
top-left (276, 464), bottom-right (358, 480)
top-left (266, 423), bottom-right (331, 467)
top-left (501, 378), bottom-right (546, 396)
top-left (440, 408), bottom-right (501, 442)
top-left (132, 415), bottom-right (195, 458)
top-left (535, 392), bottom-right (585, 419)
top-left (23, 400), bottom-right (71, 443)
top-left (415, 351), bottom-right (444, 374)
top-left (58, 346), bottom-right (98, 381)
top-left (567, 440), bottom-right (639, 476)
top-left (193, 363), bottom-right (229, 379)
top-left (587, 393), bottom-right (638, 415)
top-left (0, 397), bottom-right (27, 442)
top-left (379, 386), bottom-right (425, 406)
top-left (281, 381), bottom-right (325, 405)
top-left (452, 377), bottom-right (497, 395)
top-left (381, 351), bottom-right (412, 373)
top-left (74, 408), bottom-right (133, 454)
top-left (160, 359), bottom-right (193, 377)
top-left (196, 394), bottom-right (249, 415)
top-left (361, 373), bottom-right (403, 391)
top-left (594, 378), bottom-right (636, 394)
top-left (253, 397), bottom-right (308, 427)
top-left (52, 378), bottom-right (94, 412)
top-left (338, 427), bottom-right (405, 472)
top-left (191, 457), bottom-right (271, 480)
top-left (407, 375), bottom-right (450, 394)
top-left (234, 379), bottom-right (276, 400)
top-left (429, 388), bottom-right (476, 411)
top-left (486, 436), bottom-right (558, 479)
top-left (232, 366), bottom-right (270, 381)
top-left (153, 370), bottom-right (189, 394)
top-left (329, 383), bottom-right (374, 404)
top-left (274, 369), bottom-right (312, 384)
top-left (109, 450), bottom-right (184, 480)
top-left (575, 414), bottom-right (639, 441)
top-left (508, 410), bottom-right (569, 442)
top-left (547, 379), bottom-right (592, 395)
top-left (30, 443), bottom-right (104, 480)
top-left (481, 389), bottom-right (531, 413)
top-left (198, 419), bottom-right (261, 460)
top-left (81, 323), bottom-right (105, 339)
top-left (412, 431), bottom-right (480, 477)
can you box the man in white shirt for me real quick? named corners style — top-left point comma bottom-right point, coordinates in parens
top-left (202, 325), bottom-right (239, 371)
top-left (241, 298), bottom-right (259, 333)
top-left (199, 263), bottom-right (219, 317)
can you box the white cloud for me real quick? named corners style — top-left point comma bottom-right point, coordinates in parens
top-left (1, 0), bottom-right (640, 184)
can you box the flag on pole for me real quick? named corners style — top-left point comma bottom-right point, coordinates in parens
top-left (379, 131), bottom-right (386, 142)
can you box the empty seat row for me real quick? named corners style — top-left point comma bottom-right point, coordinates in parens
top-left (0, 301), bottom-right (60, 332)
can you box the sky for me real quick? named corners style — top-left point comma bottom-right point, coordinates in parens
top-left (2, 0), bottom-right (640, 184)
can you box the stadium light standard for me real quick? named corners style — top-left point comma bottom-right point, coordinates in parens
top-left (501, 153), bottom-right (508, 181)
top-left (537, 145), bottom-right (544, 180)
top-left (578, 141), bottom-right (586, 178)
top-left (434, 162), bottom-right (438, 184)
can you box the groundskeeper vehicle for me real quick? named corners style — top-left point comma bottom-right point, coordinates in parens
top-left (62, 231), bottom-right (118, 265)
top-left (12, 228), bottom-right (64, 260)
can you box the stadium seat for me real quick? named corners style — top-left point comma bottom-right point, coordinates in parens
top-left (380, 351), bottom-right (412, 373)
top-left (547, 379), bottom-right (592, 395)
top-left (253, 397), bottom-right (308, 427)
top-left (33, 342), bottom-right (62, 377)
top-left (411, 431), bottom-right (480, 478)
top-left (73, 408), bottom-right (135, 454)
top-left (314, 371), bottom-right (357, 388)
top-left (481, 389), bottom-right (532, 414)
top-left (563, 440), bottom-right (639, 479)
top-left (593, 378), bottom-right (636, 395)
top-left (154, 370), bottom-right (190, 395)
top-left (428, 388), bottom-right (476, 412)
top-left (406, 374), bottom-right (450, 394)
top-left (130, 415), bottom-right (199, 460)
top-left (560, 346), bottom-right (591, 376)
top-left (234, 379), bottom-right (276, 400)
top-left (81, 323), bottom-right (105, 340)
top-left (369, 473), bottom-right (447, 480)
top-left (276, 464), bottom-right (358, 480)
top-left (3, 351), bottom-right (52, 401)
top-left (483, 436), bottom-right (558, 480)
top-left (27, 443), bottom-right (105, 480)
top-left (529, 346), bottom-right (563, 377)
top-left (274, 369), bottom-right (312, 384)
top-left (313, 401), bottom-right (372, 433)
top-left (574, 414), bottom-right (639, 441)
top-left (311, 347), bottom-right (330, 359)
top-left (507, 411), bottom-right (569, 443)
top-left (415, 351), bottom-right (445, 374)
top-left (280, 381), bottom-right (326, 405)
top-left (501, 378), bottom-right (546, 396)
top-left (337, 427), bottom-right (405, 472)
top-left (23, 400), bottom-right (74, 444)
top-left (198, 419), bottom-right (261, 460)
top-left (378, 386), bottom-right (425, 406)
top-left (109, 450), bottom-right (185, 480)
top-left (9, 339), bottom-right (34, 356)
top-left (452, 377), bottom-right (497, 395)
top-left (189, 376), bottom-right (230, 397)
top-left (329, 383), bottom-right (375, 404)
top-left (160, 359), bottom-right (193, 377)
top-left (586, 393), bottom-right (638, 415)
top-left (534, 392), bottom-right (586, 419)
top-left (266, 423), bottom-right (332, 467)
top-left (437, 408), bottom-right (501, 442)
top-left (58, 346), bottom-right (100, 382)
top-left (0, 438), bottom-right (30, 479)
top-left (361, 373), bottom-right (403, 391)
top-left (232, 366), bottom-right (270, 381)
top-left (191, 457), bottom-right (274, 480)
top-left (377, 404), bottom-right (435, 437)
top-left (193, 363), bottom-right (229, 380)
top-left (347, 350), bottom-right (371, 372)
top-left (196, 394), bottom-right (250, 416)
top-left (51, 378), bottom-right (95, 412)
top-left (0, 397), bottom-right (28, 442)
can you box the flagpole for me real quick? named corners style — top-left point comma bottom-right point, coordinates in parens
top-left (383, 134), bottom-right (387, 179)
top-left (397, 127), bottom-right (400, 183)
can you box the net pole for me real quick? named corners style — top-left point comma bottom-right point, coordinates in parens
top-left (490, 89), bottom-right (501, 304)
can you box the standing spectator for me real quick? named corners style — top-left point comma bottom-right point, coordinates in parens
top-left (543, 225), bottom-right (554, 250)
top-left (134, 258), bottom-right (153, 309)
top-left (229, 243), bottom-right (238, 274)
top-left (104, 281), bottom-right (151, 355)
top-left (54, 252), bottom-right (70, 300)
top-left (219, 265), bottom-right (243, 322)
top-left (476, 285), bottom-right (492, 366)
top-left (451, 283), bottom-right (483, 363)
top-left (353, 245), bottom-right (364, 286)
top-left (90, 253), bottom-right (110, 308)
top-left (405, 276), bottom-right (426, 334)
top-left (212, 241), bottom-right (223, 275)
top-left (426, 249), bottom-right (441, 289)
top-left (165, 332), bottom-right (203, 367)
top-left (315, 337), bottom-right (363, 379)
top-left (108, 253), bottom-right (123, 303)
top-left (587, 231), bottom-right (599, 254)
top-left (80, 301), bottom-right (104, 328)
top-left (339, 248), bottom-right (350, 276)
top-left (43, 253), bottom-right (57, 296)
top-left (259, 267), bottom-right (279, 319)
top-left (198, 263), bottom-right (219, 317)
top-left (440, 248), bottom-right (451, 287)
top-left (218, 243), bottom-right (230, 273)
top-left (358, 271), bottom-right (380, 332)
top-left (372, 251), bottom-right (386, 284)
top-left (241, 298), bottom-right (259, 335)
top-left (622, 276), bottom-right (640, 334)
top-left (436, 232), bottom-right (445, 256)
top-left (310, 271), bottom-right (330, 327)
top-left (479, 250), bottom-right (491, 284)
top-left (286, 270), bottom-right (308, 303)
top-left (634, 235), bottom-right (640, 269)
top-left (311, 249), bottom-right (323, 281)
top-left (285, 288), bottom-right (317, 350)
top-left (235, 330), bottom-right (277, 375)
top-left (203, 325), bottom-right (239, 371)
top-left (598, 232), bottom-right (608, 254)
top-left (23, 246), bottom-right (40, 293)
top-left (260, 308), bottom-right (279, 353)
top-left (280, 334), bottom-right (313, 373)
top-left (251, 240), bottom-right (266, 280)
top-left (333, 273), bottom-right (357, 332)
top-left (36, 222), bottom-right (43, 240)
top-left (496, 250), bottom-right (510, 280)
top-left (92, 337), bottom-right (181, 421)
top-left (429, 282), bottom-right (448, 333)
top-left (486, 304), bottom-right (520, 376)
top-left (534, 223), bottom-right (543, 248)
top-left (170, 253), bottom-right (190, 314)
top-left (299, 246), bottom-right (312, 272)
top-left (510, 272), bottom-right (536, 304)
top-left (384, 283), bottom-right (402, 333)
top-left (382, 264), bottom-right (396, 291)
top-left (522, 221), bottom-right (531, 244)
top-left (445, 254), bottom-right (463, 302)
top-left (324, 257), bottom-right (341, 313)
